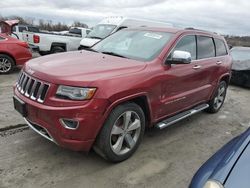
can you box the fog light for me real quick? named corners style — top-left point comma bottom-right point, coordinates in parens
top-left (60, 119), bottom-right (79, 130)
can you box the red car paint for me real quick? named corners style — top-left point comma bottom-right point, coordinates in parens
top-left (0, 33), bottom-right (32, 67)
top-left (13, 27), bottom-right (232, 152)
top-left (0, 20), bottom-right (19, 35)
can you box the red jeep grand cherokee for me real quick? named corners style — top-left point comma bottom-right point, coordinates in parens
top-left (13, 27), bottom-right (232, 162)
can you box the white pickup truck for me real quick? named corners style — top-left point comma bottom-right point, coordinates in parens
top-left (22, 27), bottom-right (90, 55)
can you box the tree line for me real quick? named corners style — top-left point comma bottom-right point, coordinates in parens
top-left (224, 35), bottom-right (250, 47)
top-left (0, 15), bottom-right (88, 31)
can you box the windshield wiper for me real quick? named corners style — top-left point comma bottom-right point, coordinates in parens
top-left (88, 36), bottom-right (102, 39)
top-left (83, 48), bottom-right (99, 53)
top-left (101, 51), bottom-right (128, 59)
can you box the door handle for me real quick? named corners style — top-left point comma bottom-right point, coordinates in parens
top-left (193, 65), bottom-right (202, 70)
top-left (216, 61), bottom-right (222, 65)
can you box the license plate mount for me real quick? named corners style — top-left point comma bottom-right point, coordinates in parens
top-left (13, 96), bottom-right (27, 117)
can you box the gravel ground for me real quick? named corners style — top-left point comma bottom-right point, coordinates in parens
top-left (0, 65), bottom-right (250, 188)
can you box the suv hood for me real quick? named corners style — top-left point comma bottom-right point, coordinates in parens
top-left (224, 141), bottom-right (250, 188)
top-left (25, 50), bottom-right (147, 86)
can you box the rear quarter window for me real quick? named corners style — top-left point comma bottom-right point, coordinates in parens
top-left (214, 38), bottom-right (228, 56)
top-left (197, 36), bottom-right (215, 59)
top-left (28, 27), bottom-right (39, 33)
top-left (19, 26), bottom-right (27, 32)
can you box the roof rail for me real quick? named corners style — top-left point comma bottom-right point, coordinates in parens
top-left (185, 27), bottom-right (218, 34)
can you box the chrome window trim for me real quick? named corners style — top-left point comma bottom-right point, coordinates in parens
top-left (164, 33), bottom-right (229, 64)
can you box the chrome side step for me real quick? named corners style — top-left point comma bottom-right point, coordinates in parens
top-left (156, 103), bottom-right (209, 129)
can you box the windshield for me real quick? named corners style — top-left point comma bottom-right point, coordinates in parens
top-left (92, 30), bottom-right (173, 61)
top-left (231, 48), bottom-right (250, 61)
top-left (87, 24), bottom-right (116, 39)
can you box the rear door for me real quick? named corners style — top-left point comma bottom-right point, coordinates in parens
top-left (191, 35), bottom-right (218, 100)
top-left (213, 38), bottom-right (230, 80)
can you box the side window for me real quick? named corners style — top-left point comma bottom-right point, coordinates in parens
top-left (19, 26), bottom-right (27, 32)
top-left (173, 35), bottom-right (197, 60)
top-left (214, 38), bottom-right (228, 56)
top-left (197, 36), bottom-right (215, 59)
top-left (28, 27), bottom-right (39, 33)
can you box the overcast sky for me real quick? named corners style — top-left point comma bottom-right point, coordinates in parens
top-left (1, 0), bottom-right (249, 35)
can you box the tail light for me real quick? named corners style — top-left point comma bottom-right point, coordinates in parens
top-left (17, 41), bottom-right (29, 48)
top-left (33, 35), bottom-right (40, 43)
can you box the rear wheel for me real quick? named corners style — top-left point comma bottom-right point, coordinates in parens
top-left (0, 54), bottom-right (15, 74)
top-left (94, 103), bottom-right (145, 162)
top-left (38, 51), bottom-right (49, 56)
top-left (206, 81), bottom-right (227, 113)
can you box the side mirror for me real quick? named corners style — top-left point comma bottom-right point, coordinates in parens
top-left (167, 50), bottom-right (192, 64)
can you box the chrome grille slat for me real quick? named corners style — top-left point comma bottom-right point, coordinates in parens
top-left (21, 76), bottom-right (28, 94)
top-left (30, 80), bottom-right (38, 100)
top-left (18, 73), bottom-right (25, 91)
top-left (16, 71), bottom-right (50, 103)
top-left (37, 84), bottom-right (44, 102)
top-left (24, 78), bottom-right (32, 97)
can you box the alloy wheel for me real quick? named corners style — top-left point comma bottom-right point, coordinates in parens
top-left (0, 57), bottom-right (12, 73)
top-left (213, 85), bottom-right (226, 110)
top-left (110, 111), bottom-right (141, 155)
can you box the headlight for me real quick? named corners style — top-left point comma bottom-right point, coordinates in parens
top-left (204, 180), bottom-right (224, 188)
top-left (56, 85), bottom-right (96, 100)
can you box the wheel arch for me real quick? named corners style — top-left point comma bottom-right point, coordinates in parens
top-left (103, 93), bottom-right (153, 128)
top-left (219, 73), bottom-right (231, 86)
top-left (50, 42), bottom-right (67, 51)
top-left (0, 51), bottom-right (16, 65)
top-left (209, 73), bottom-right (230, 100)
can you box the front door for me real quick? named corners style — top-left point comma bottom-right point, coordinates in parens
top-left (159, 35), bottom-right (212, 118)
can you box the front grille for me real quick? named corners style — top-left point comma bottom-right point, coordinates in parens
top-left (16, 71), bottom-right (50, 103)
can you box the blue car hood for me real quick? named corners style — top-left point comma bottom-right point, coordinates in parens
top-left (224, 142), bottom-right (250, 188)
top-left (190, 128), bottom-right (250, 188)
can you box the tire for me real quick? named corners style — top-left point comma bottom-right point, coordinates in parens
top-left (0, 54), bottom-right (15, 74)
top-left (206, 81), bottom-right (227, 113)
top-left (38, 51), bottom-right (49, 56)
top-left (50, 46), bottom-right (65, 54)
top-left (78, 46), bottom-right (84, 50)
top-left (94, 103), bottom-right (145, 162)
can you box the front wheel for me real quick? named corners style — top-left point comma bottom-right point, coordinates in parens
top-left (206, 81), bottom-right (227, 113)
top-left (0, 54), bottom-right (15, 74)
top-left (94, 103), bottom-right (145, 162)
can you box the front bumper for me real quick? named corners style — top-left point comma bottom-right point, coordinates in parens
top-left (14, 89), bottom-right (109, 152)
